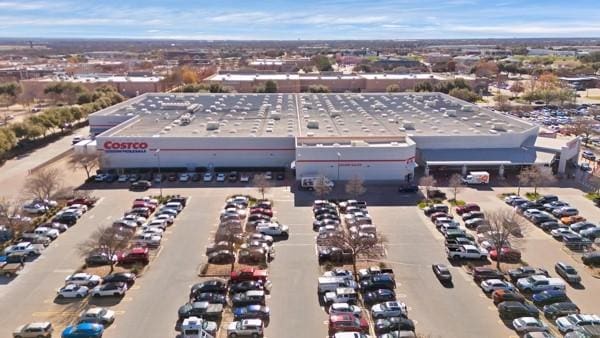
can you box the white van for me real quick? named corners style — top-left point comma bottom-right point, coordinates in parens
top-left (317, 276), bottom-right (357, 293)
top-left (300, 176), bottom-right (335, 190)
top-left (181, 316), bottom-right (214, 338)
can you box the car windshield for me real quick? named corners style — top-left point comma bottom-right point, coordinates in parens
top-left (563, 267), bottom-right (577, 274)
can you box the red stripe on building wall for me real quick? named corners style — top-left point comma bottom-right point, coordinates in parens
top-left (296, 156), bottom-right (415, 163)
top-left (98, 148), bottom-right (296, 152)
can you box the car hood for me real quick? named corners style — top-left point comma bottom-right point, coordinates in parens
top-left (555, 317), bottom-right (572, 328)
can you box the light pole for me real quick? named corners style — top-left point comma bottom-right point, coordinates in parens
top-left (336, 152), bottom-right (341, 182)
top-left (154, 149), bottom-right (162, 197)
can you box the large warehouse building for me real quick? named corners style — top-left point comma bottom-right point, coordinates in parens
top-left (80, 92), bottom-right (580, 182)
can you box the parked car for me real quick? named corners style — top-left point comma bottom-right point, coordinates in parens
top-left (363, 289), bottom-right (396, 306)
top-left (231, 290), bottom-right (266, 307)
top-left (117, 247), bottom-right (149, 265)
top-left (512, 317), bottom-right (548, 334)
top-left (532, 289), bottom-right (569, 306)
top-left (556, 314), bottom-right (600, 334)
top-left (552, 207), bottom-right (579, 218)
top-left (508, 267), bottom-right (549, 283)
top-left (498, 301), bottom-right (539, 320)
top-left (554, 262), bottom-right (582, 284)
top-left (543, 302), bottom-right (580, 320)
top-left (102, 272), bottom-right (136, 286)
top-left (91, 282), bottom-right (128, 297)
top-left (12, 322), bottom-right (53, 338)
top-left (227, 319), bottom-right (264, 337)
top-left (371, 301), bottom-right (407, 319)
top-left (57, 284), bottom-right (89, 299)
top-left (178, 301), bottom-right (224, 321)
top-left (374, 317), bottom-right (415, 335)
top-left (328, 303), bottom-right (362, 317)
top-left (208, 250), bottom-right (236, 264)
top-left (61, 323), bottom-right (103, 338)
top-left (130, 180), bottom-right (151, 190)
top-left (581, 252), bottom-right (600, 267)
top-left (492, 290), bottom-right (526, 305)
top-left (233, 305), bottom-right (270, 321)
top-left (489, 247), bottom-right (521, 262)
top-left (78, 307), bottom-right (115, 326)
top-left (456, 203), bottom-right (480, 215)
top-left (481, 279), bottom-right (517, 293)
top-left (328, 314), bottom-right (369, 335)
top-left (85, 252), bottom-right (117, 266)
top-left (65, 273), bottom-right (101, 287)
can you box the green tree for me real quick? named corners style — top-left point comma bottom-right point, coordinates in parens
top-left (413, 82), bottom-right (434, 92)
top-left (264, 80), bottom-right (278, 93)
top-left (448, 88), bottom-right (481, 103)
top-left (0, 82), bottom-right (21, 108)
top-left (312, 55), bottom-right (333, 71)
top-left (44, 82), bottom-right (88, 105)
top-left (307, 85), bottom-right (330, 93)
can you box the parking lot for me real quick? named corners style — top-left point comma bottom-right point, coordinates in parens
top-left (1, 178), bottom-right (599, 338)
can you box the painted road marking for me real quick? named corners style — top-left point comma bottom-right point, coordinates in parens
top-left (32, 311), bottom-right (78, 316)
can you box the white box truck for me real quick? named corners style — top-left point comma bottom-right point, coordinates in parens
top-left (462, 171), bottom-right (490, 185)
top-left (300, 176), bottom-right (335, 190)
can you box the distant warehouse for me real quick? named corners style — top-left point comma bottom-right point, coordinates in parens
top-left (78, 92), bottom-right (580, 182)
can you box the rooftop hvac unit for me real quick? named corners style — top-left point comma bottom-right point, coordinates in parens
top-left (206, 121), bottom-right (219, 131)
top-left (492, 124), bottom-right (507, 131)
top-left (403, 121), bottom-right (415, 130)
top-left (446, 110), bottom-right (457, 117)
top-left (351, 140), bottom-right (369, 147)
top-left (461, 105), bottom-right (473, 112)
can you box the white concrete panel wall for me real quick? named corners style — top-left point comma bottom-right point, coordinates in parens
top-left (96, 136), bottom-right (296, 169)
top-left (295, 143), bottom-right (416, 181)
top-left (409, 127), bottom-right (539, 149)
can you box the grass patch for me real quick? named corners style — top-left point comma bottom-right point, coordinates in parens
top-left (525, 192), bottom-right (540, 201)
top-left (584, 192), bottom-right (600, 201)
top-left (448, 199), bottom-right (466, 206)
top-left (497, 192), bottom-right (517, 200)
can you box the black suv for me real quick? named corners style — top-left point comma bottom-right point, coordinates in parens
top-left (473, 267), bottom-right (504, 283)
top-left (497, 301), bottom-right (539, 320)
top-left (582, 252), bottom-right (600, 267)
top-left (507, 266), bottom-right (549, 283)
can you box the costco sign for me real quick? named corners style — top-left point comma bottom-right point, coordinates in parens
top-left (103, 141), bottom-right (148, 153)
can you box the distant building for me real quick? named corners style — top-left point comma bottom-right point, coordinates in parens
top-left (21, 73), bottom-right (165, 98)
top-left (527, 48), bottom-right (577, 57)
top-left (204, 72), bottom-right (484, 93)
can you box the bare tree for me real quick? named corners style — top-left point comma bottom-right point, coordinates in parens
top-left (448, 173), bottom-right (463, 202)
top-left (78, 226), bottom-right (133, 273)
top-left (253, 174), bottom-right (270, 200)
top-left (419, 175), bottom-right (437, 201)
top-left (520, 165), bottom-right (556, 195)
top-left (322, 231), bottom-right (387, 276)
top-left (313, 175), bottom-right (333, 198)
top-left (23, 168), bottom-right (63, 207)
top-left (69, 153), bottom-right (100, 179)
top-left (568, 117), bottom-right (596, 146)
top-left (0, 197), bottom-right (28, 236)
top-left (345, 176), bottom-right (367, 198)
top-left (484, 209), bottom-right (527, 270)
top-left (214, 223), bottom-right (243, 272)
top-left (516, 167), bottom-right (531, 196)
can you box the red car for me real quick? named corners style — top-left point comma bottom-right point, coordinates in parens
top-left (430, 212), bottom-right (449, 222)
top-left (249, 208), bottom-right (273, 217)
top-left (328, 313), bottom-right (369, 335)
top-left (456, 203), bottom-right (480, 215)
top-left (230, 267), bottom-right (268, 283)
top-left (489, 247), bottom-right (521, 262)
top-left (132, 202), bottom-right (155, 212)
top-left (67, 197), bottom-right (96, 207)
top-left (117, 247), bottom-right (149, 265)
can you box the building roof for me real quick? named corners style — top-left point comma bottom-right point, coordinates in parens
top-left (421, 147), bottom-right (555, 165)
top-left (33, 73), bottom-right (162, 83)
top-left (94, 92), bottom-right (534, 139)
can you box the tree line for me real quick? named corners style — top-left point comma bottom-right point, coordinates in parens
top-left (0, 84), bottom-right (124, 162)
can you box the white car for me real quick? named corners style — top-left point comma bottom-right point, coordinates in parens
top-left (78, 307), bottom-right (115, 325)
top-left (157, 208), bottom-right (178, 218)
top-left (117, 174), bottom-right (129, 182)
top-left (65, 273), bottom-right (102, 287)
top-left (22, 204), bottom-right (49, 214)
top-left (221, 207), bottom-right (247, 218)
top-left (140, 227), bottom-right (164, 236)
top-left (216, 173), bottom-right (226, 182)
top-left (57, 284), bottom-right (89, 298)
top-left (512, 317), bottom-right (548, 333)
top-left (154, 214), bottom-right (174, 225)
top-left (371, 301), bottom-right (407, 319)
top-left (179, 173), bottom-right (190, 182)
top-left (69, 204), bottom-right (88, 213)
top-left (3, 242), bottom-right (41, 256)
top-left (132, 233), bottom-right (161, 247)
top-left (255, 222), bottom-right (289, 236)
top-left (12, 322), bottom-right (54, 338)
top-left (91, 282), bottom-right (128, 297)
top-left (480, 279), bottom-right (517, 293)
top-left (240, 174), bottom-right (250, 182)
top-left (203, 173), bottom-right (213, 182)
top-left (329, 303), bottom-right (362, 317)
top-left (556, 314), bottom-right (600, 334)
top-left (551, 228), bottom-right (577, 239)
top-left (34, 227), bottom-right (59, 240)
top-left (122, 214), bottom-right (147, 225)
top-left (145, 219), bottom-right (168, 230)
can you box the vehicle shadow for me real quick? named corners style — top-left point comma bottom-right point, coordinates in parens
top-left (88, 295), bottom-right (125, 307)
top-left (570, 283), bottom-right (586, 290)
top-left (440, 280), bottom-right (454, 289)
top-left (0, 275), bottom-right (17, 285)
top-left (54, 296), bottom-right (87, 305)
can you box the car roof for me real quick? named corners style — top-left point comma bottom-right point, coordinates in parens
top-left (242, 319), bottom-right (263, 325)
top-left (27, 322), bottom-right (51, 329)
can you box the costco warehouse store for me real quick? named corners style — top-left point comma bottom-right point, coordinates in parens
top-left (78, 92), bottom-right (580, 182)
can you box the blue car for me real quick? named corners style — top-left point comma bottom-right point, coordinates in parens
top-left (232, 304), bottom-right (270, 321)
top-left (532, 289), bottom-right (568, 306)
top-left (62, 323), bottom-right (104, 338)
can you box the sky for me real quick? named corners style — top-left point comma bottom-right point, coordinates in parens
top-left (0, 0), bottom-right (599, 40)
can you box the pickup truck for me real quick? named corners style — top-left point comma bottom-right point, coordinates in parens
top-left (3, 242), bottom-right (42, 256)
top-left (178, 301), bottom-right (224, 321)
top-left (0, 261), bottom-right (23, 277)
top-left (446, 245), bottom-right (488, 260)
top-left (516, 275), bottom-right (566, 293)
top-left (357, 266), bottom-right (394, 281)
top-left (230, 268), bottom-right (268, 283)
